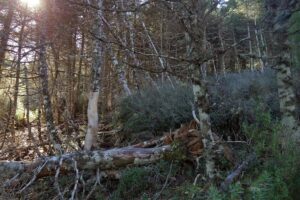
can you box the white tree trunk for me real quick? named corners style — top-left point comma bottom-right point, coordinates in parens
top-left (109, 47), bottom-right (132, 96)
top-left (254, 17), bottom-right (265, 71)
top-left (84, 0), bottom-right (104, 150)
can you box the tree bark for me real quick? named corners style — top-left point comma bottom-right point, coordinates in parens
top-left (232, 30), bottom-right (241, 72)
top-left (183, 2), bottom-right (217, 178)
top-left (24, 65), bottom-right (41, 157)
top-left (76, 31), bottom-right (85, 110)
top-left (0, 146), bottom-right (172, 183)
top-left (254, 17), bottom-right (265, 71)
top-left (10, 12), bottom-right (26, 142)
top-left (266, 0), bottom-right (300, 140)
top-left (1, 120), bottom-right (207, 181)
top-left (247, 23), bottom-right (254, 71)
top-left (37, 2), bottom-right (62, 154)
top-left (192, 79), bottom-right (216, 179)
top-left (142, 21), bottom-right (173, 86)
top-left (50, 44), bottom-right (61, 123)
top-left (0, 0), bottom-right (14, 77)
top-left (218, 25), bottom-right (226, 75)
top-left (109, 47), bottom-right (132, 96)
top-left (84, 0), bottom-right (104, 150)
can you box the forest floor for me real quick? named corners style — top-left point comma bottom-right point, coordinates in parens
top-left (1, 113), bottom-right (300, 200)
top-left (0, 120), bottom-right (230, 199)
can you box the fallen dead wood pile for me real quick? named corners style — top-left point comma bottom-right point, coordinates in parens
top-left (0, 120), bottom-right (235, 190)
top-left (0, 121), bottom-right (203, 184)
top-left (0, 146), bottom-right (172, 181)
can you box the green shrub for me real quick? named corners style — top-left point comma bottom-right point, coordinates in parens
top-left (242, 108), bottom-right (300, 200)
top-left (117, 82), bottom-right (193, 134)
top-left (203, 108), bottom-right (300, 200)
top-left (112, 167), bottom-right (152, 199)
top-left (117, 69), bottom-right (300, 139)
top-left (209, 69), bottom-right (279, 137)
top-left (210, 68), bottom-right (300, 137)
top-left (207, 186), bottom-right (225, 200)
top-left (242, 105), bottom-right (282, 156)
top-left (249, 170), bottom-right (290, 200)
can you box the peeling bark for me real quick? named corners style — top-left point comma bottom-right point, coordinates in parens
top-left (267, 0), bottom-right (300, 140)
top-left (183, 7), bottom-right (217, 178)
top-left (85, 91), bottom-right (100, 150)
top-left (192, 80), bottom-right (216, 179)
top-left (0, 146), bottom-right (171, 183)
top-left (37, 2), bottom-right (62, 154)
top-left (84, 0), bottom-right (104, 150)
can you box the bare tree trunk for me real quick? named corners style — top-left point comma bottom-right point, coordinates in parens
top-left (260, 28), bottom-right (268, 58)
top-left (201, 27), bottom-right (208, 79)
top-left (76, 32), bottom-right (85, 109)
top-left (1, 146), bottom-right (172, 183)
top-left (267, 0), bottom-right (300, 141)
top-left (1, 121), bottom-right (207, 182)
top-left (38, 3), bottom-right (62, 154)
top-left (109, 47), bottom-right (132, 96)
top-left (142, 21), bottom-right (173, 86)
top-left (24, 65), bottom-right (41, 157)
top-left (66, 30), bottom-right (77, 119)
top-left (192, 79), bottom-right (216, 179)
top-left (232, 30), bottom-right (241, 72)
top-left (254, 17), bottom-right (265, 71)
top-left (50, 45), bottom-right (61, 123)
top-left (0, 0), bottom-right (14, 78)
top-left (247, 23), bottom-right (254, 71)
top-left (10, 13), bottom-right (26, 142)
top-left (115, 1), bottom-right (155, 89)
top-left (185, 24), bottom-right (216, 179)
top-left (84, 0), bottom-right (104, 151)
top-left (218, 25), bottom-right (226, 75)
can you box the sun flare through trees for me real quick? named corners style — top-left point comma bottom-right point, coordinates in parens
top-left (0, 0), bottom-right (299, 199)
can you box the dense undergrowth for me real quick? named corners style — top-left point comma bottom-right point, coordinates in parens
top-left (117, 82), bottom-right (194, 134)
top-left (107, 108), bottom-right (300, 200)
top-left (12, 107), bottom-right (299, 199)
top-left (113, 69), bottom-right (300, 199)
top-left (205, 108), bottom-right (300, 200)
top-left (117, 69), bottom-right (300, 137)
top-left (2, 70), bottom-right (300, 199)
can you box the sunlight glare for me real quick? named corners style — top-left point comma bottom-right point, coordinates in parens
top-left (20, 0), bottom-right (41, 9)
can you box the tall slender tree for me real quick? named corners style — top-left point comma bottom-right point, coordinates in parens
top-left (266, 0), bottom-right (300, 140)
top-left (84, 0), bottom-right (104, 150)
top-left (37, 0), bottom-right (62, 154)
top-left (0, 0), bottom-right (15, 77)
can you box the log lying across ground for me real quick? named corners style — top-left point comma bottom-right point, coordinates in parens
top-left (0, 121), bottom-right (205, 185)
top-left (0, 146), bottom-right (171, 181)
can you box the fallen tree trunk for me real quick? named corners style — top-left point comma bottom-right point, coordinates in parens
top-left (0, 146), bottom-right (171, 182)
top-left (2, 120), bottom-right (232, 193)
top-left (0, 120), bottom-right (226, 185)
top-left (220, 153), bottom-right (257, 191)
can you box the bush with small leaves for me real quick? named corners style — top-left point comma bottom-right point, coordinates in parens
top-left (117, 82), bottom-right (193, 134)
top-left (112, 167), bottom-right (152, 199)
top-left (117, 68), bottom-right (300, 139)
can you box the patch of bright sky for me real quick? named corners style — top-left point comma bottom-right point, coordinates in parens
top-left (218, 0), bottom-right (229, 8)
top-left (20, 0), bottom-right (41, 9)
